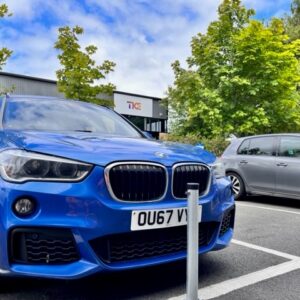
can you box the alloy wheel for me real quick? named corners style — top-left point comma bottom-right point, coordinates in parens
top-left (229, 174), bottom-right (241, 196)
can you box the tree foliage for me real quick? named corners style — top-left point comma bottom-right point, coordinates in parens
top-left (284, 0), bottom-right (300, 41)
top-left (55, 26), bottom-right (116, 106)
top-left (0, 3), bottom-right (13, 95)
top-left (166, 0), bottom-right (300, 138)
top-left (0, 4), bottom-right (12, 70)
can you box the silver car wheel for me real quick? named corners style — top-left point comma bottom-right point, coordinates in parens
top-left (229, 175), bottom-right (240, 195)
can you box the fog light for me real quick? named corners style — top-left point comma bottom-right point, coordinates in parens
top-left (14, 198), bottom-right (35, 216)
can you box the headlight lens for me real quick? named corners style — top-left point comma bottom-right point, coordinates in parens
top-left (210, 162), bottom-right (226, 179)
top-left (0, 150), bottom-right (93, 183)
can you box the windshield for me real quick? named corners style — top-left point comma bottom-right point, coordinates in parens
top-left (3, 98), bottom-right (142, 138)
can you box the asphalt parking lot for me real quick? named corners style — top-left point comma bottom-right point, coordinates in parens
top-left (0, 197), bottom-right (299, 300)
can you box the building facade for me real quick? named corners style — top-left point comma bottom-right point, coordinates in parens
top-left (0, 72), bottom-right (167, 138)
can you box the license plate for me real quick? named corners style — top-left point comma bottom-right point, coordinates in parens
top-left (131, 206), bottom-right (202, 231)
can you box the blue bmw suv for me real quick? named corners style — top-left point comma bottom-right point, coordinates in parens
top-left (0, 95), bottom-right (235, 279)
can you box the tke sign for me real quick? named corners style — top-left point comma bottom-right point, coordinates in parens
top-left (114, 93), bottom-right (153, 117)
top-left (127, 101), bottom-right (142, 110)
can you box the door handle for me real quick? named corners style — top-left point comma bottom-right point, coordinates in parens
top-left (276, 163), bottom-right (288, 167)
top-left (239, 160), bottom-right (248, 164)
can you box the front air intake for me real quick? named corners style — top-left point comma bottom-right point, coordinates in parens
top-left (10, 227), bottom-right (79, 264)
top-left (90, 222), bottom-right (218, 263)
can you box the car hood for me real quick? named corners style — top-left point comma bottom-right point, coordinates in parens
top-left (4, 130), bottom-right (216, 167)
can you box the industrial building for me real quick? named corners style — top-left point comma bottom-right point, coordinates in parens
top-left (0, 72), bottom-right (168, 138)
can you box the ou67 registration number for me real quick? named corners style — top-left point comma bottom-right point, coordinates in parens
top-left (131, 206), bottom-right (202, 231)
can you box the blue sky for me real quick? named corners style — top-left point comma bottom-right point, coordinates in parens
top-left (0, 0), bottom-right (292, 97)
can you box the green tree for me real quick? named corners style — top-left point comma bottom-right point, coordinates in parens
top-left (166, 0), bottom-right (300, 138)
top-left (55, 26), bottom-right (116, 106)
top-left (0, 3), bottom-right (13, 94)
top-left (284, 0), bottom-right (300, 41)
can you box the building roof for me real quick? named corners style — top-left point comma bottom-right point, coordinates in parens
top-left (0, 71), bottom-right (57, 84)
top-left (0, 71), bottom-right (162, 100)
top-left (114, 90), bottom-right (161, 101)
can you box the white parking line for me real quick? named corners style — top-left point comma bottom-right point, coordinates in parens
top-left (168, 240), bottom-right (300, 300)
top-left (236, 203), bottom-right (300, 216)
top-left (170, 260), bottom-right (300, 300)
top-left (232, 239), bottom-right (300, 261)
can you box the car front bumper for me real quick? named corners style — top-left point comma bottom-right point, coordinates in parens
top-left (0, 166), bottom-right (235, 279)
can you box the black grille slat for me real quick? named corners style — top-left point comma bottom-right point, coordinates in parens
top-left (146, 166), bottom-right (150, 198)
top-left (10, 228), bottom-right (79, 265)
top-left (141, 165), bottom-right (145, 201)
top-left (181, 167), bottom-right (186, 195)
top-left (159, 167), bottom-right (164, 198)
top-left (173, 164), bottom-right (210, 198)
top-left (90, 222), bottom-right (218, 264)
top-left (108, 163), bottom-right (167, 202)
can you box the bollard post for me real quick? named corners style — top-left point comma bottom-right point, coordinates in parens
top-left (186, 183), bottom-right (199, 300)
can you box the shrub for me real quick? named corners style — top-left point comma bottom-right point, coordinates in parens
top-left (160, 133), bottom-right (229, 157)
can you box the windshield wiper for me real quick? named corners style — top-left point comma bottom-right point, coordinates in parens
top-left (74, 130), bottom-right (93, 133)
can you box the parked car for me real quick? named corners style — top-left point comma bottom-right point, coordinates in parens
top-left (0, 95), bottom-right (234, 279)
top-left (221, 134), bottom-right (300, 200)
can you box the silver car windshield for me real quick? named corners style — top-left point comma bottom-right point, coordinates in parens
top-left (3, 98), bottom-right (142, 138)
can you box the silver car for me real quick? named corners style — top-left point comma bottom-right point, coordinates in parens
top-left (221, 134), bottom-right (300, 200)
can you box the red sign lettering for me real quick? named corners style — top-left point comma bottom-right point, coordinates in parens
top-left (127, 101), bottom-right (142, 110)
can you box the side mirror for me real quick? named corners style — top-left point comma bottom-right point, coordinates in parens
top-left (195, 143), bottom-right (205, 149)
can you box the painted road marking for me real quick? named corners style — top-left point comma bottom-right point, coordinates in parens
top-left (232, 239), bottom-right (300, 261)
top-left (236, 203), bottom-right (300, 216)
top-left (168, 260), bottom-right (300, 300)
top-left (168, 240), bottom-right (300, 300)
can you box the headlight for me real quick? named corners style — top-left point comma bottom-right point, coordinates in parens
top-left (0, 150), bottom-right (93, 183)
top-left (210, 162), bottom-right (226, 179)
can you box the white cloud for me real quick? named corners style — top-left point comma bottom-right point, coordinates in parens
top-left (6, 0), bottom-right (44, 20)
top-left (1, 0), bottom-right (291, 97)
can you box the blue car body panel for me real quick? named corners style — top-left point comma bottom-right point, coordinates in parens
top-left (3, 130), bottom-right (216, 166)
top-left (0, 96), bottom-right (235, 279)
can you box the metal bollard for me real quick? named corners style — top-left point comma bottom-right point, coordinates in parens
top-left (186, 183), bottom-right (200, 300)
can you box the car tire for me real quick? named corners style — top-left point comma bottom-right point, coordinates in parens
top-left (227, 172), bottom-right (245, 200)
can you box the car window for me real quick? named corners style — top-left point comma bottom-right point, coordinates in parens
top-left (237, 139), bottom-right (250, 155)
top-left (238, 137), bottom-right (274, 156)
top-left (0, 97), bottom-right (3, 120)
top-left (3, 98), bottom-right (142, 138)
top-left (279, 136), bottom-right (300, 158)
top-left (247, 137), bottom-right (274, 156)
